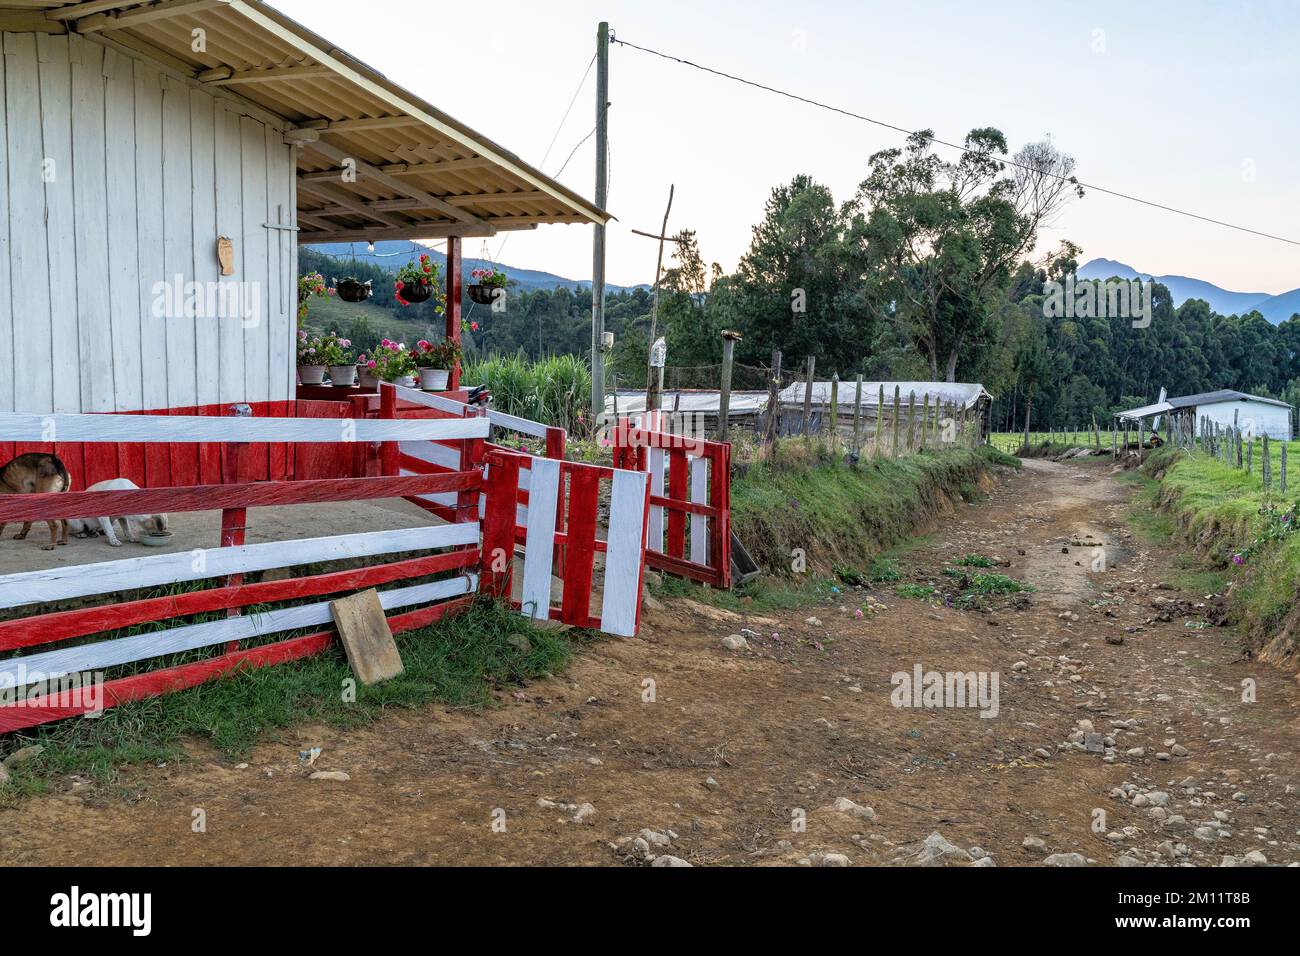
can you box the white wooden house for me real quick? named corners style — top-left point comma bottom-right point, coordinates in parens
top-left (0, 0), bottom-right (609, 419)
top-left (1117, 390), bottom-right (1294, 441)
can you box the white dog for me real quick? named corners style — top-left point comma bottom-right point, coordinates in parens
top-left (67, 478), bottom-right (169, 546)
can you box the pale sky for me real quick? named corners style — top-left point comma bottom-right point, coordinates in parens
top-left (274, 0), bottom-right (1300, 294)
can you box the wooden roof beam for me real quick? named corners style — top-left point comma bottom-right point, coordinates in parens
top-left (46, 1), bottom-right (137, 19)
top-left (76, 0), bottom-right (228, 34)
top-left (295, 179), bottom-right (408, 229)
top-left (198, 63), bottom-right (335, 86)
top-left (305, 138), bottom-right (482, 225)
top-left (298, 223), bottom-right (517, 245)
top-left (303, 197), bottom-right (429, 216)
top-left (444, 190), bottom-right (549, 208)
top-left (296, 117), bottom-right (422, 133)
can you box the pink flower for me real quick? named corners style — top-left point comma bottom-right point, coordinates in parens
top-left (417, 340), bottom-right (430, 350)
top-left (367, 360), bottom-right (376, 369)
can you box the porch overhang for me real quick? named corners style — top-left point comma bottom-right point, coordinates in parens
top-left (3, 0), bottom-right (612, 244)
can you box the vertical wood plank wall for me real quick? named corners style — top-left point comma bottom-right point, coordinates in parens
top-left (0, 32), bottom-right (296, 416)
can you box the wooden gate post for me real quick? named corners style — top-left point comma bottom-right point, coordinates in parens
top-left (801, 356), bottom-right (816, 439)
top-left (851, 374), bottom-right (864, 463)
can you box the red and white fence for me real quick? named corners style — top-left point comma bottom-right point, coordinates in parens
top-left (482, 449), bottom-right (651, 637)
top-left (0, 410), bottom-right (487, 731)
top-left (611, 419), bottom-right (732, 590)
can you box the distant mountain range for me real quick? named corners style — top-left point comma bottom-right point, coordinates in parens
top-left (1077, 258), bottom-right (1299, 324)
top-left (306, 240), bottom-right (648, 295)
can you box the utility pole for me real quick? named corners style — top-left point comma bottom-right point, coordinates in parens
top-left (590, 21), bottom-right (610, 421)
top-left (633, 186), bottom-right (680, 416)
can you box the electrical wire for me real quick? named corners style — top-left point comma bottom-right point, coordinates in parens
top-left (611, 35), bottom-right (1300, 247)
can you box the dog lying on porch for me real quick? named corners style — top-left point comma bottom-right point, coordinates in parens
top-left (67, 478), bottom-right (169, 547)
top-left (0, 453), bottom-right (71, 550)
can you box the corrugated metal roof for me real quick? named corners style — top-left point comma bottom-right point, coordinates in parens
top-left (779, 381), bottom-right (992, 411)
top-left (1165, 390), bottom-right (1293, 410)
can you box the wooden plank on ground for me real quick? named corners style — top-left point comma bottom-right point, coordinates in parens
top-left (330, 588), bottom-right (404, 685)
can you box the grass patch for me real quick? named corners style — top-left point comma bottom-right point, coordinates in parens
top-left (0, 599), bottom-right (589, 799)
top-left (895, 583), bottom-right (937, 600)
top-left (964, 572), bottom-right (1034, 595)
top-left (648, 571), bottom-right (832, 610)
top-left (1139, 446), bottom-right (1300, 653)
top-left (732, 447), bottom-right (998, 576)
top-left (953, 553), bottom-right (995, 568)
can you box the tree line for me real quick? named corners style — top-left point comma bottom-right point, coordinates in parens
top-left (298, 128), bottom-right (1299, 430)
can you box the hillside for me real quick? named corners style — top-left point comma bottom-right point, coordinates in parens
top-left (306, 240), bottom-right (647, 295)
top-left (1078, 257), bottom-right (1297, 323)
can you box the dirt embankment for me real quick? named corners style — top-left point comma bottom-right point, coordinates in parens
top-left (3, 456), bottom-right (1297, 867)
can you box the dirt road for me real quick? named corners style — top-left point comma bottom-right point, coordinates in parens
top-left (3, 457), bottom-right (1298, 867)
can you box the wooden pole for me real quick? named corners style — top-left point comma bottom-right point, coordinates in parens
top-left (764, 350), bottom-right (782, 459)
top-left (590, 21), bottom-right (610, 420)
top-left (718, 330), bottom-right (741, 442)
top-left (643, 185), bottom-right (675, 415)
top-left (875, 385), bottom-right (885, 458)
top-left (891, 385), bottom-right (901, 458)
top-left (906, 391), bottom-right (917, 453)
top-left (851, 374), bottom-right (864, 464)
top-left (802, 356), bottom-right (816, 439)
top-left (921, 394), bottom-right (931, 450)
top-left (827, 374), bottom-right (840, 451)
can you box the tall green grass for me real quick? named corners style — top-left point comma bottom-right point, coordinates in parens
top-left (460, 354), bottom-right (593, 437)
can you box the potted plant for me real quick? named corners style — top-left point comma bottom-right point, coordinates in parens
top-left (316, 332), bottom-right (356, 386)
top-left (372, 339), bottom-right (418, 387)
top-left (414, 338), bottom-right (461, 391)
top-left (297, 271), bottom-right (329, 322)
top-left (297, 330), bottom-right (327, 385)
top-left (356, 353), bottom-right (380, 389)
top-left (335, 276), bottom-right (372, 303)
top-left (468, 267), bottom-right (507, 305)
top-left (395, 254), bottom-right (445, 308)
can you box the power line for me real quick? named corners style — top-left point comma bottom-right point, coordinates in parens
top-left (611, 35), bottom-right (1300, 248)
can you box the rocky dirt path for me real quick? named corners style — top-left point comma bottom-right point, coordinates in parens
top-left (2, 457), bottom-right (1297, 867)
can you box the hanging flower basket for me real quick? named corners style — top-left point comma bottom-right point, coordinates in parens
top-left (395, 255), bottom-right (445, 309)
top-left (469, 267), bottom-right (508, 306)
top-left (336, 277), bottom-right (372, 303)
top-left (400, 279), bottom-right (435, 304)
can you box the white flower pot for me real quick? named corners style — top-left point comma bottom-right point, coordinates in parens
top-left (298, 365), bottom-right (327, 385)
top-left (395, 375), bottom-right (416, 388)
top-left (419, 367), bottom-right (450, 391)
top-left (328, 365), bottom-right (356, 387)
top-left (357, 368), bottom-right (380, 389)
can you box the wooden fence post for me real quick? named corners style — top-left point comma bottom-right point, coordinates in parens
top-left (891, 386), bottom-right (901, 458)
top-left (851, 374), bottom-right (864, 464)
top-left (875, 385), bottom-right (885, 459)
top-left (764, 350), bottom-right (782, 458)
top-left (906, 392), bottom-right (917, 453)
top-left (718, 330), bottom-right (740, 442)
top-left (827, 374), bottom-right (839, 450)
top-left (802, 356), bottom-right (816, 439)
top-left (921, 394), bottom-right (931, 450)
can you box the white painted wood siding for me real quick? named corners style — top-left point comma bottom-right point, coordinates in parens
top-left (0, 32), bottom-right (297, 415)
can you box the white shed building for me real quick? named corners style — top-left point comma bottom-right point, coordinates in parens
top-left (0, 0), bottom-right (608, 419)
top-left (1117, 390), bottom-right (1294, 441)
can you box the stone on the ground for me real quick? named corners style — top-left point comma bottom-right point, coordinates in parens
top-left (2, 745), bottom-right (44, 768)
top-left (651, 855), bottom-right (692, 867)
top-left (640, 828), bottom-right (671, 847)
top-left (817, 852), bottom-right (850, 867)
top-left (913, 832), bottom-right (971, 866)
top-left (831, 797), bottom-right (877, 822)
top-left (721, 634), bottom-right (748, 650)
top-left (308, 770), bottom-right (350, 781)
top-left (572, 802), bottom-right (596, 823)
top-left (1043, 852), bottom-right (1088, 867)
top-left (1022, 836), bottom-right (1047, 855)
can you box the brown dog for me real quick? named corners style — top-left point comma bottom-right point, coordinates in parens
top-left (0, 453), bottom-right (71, 550)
